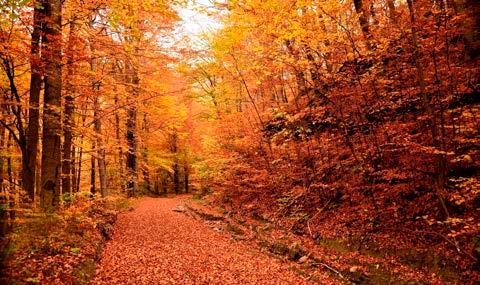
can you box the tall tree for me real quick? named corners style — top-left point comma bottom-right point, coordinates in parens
top-left (94, 94), bottom-right (107, 197)
top-left (40, 0), bottom-right (63, 211)
top-left (62, 17), bottom-right (77, 196)
top-left (25, 0), bottom-right (45, 202)
top-left (125, 63), bottom-right (139, 197)
top-left (169, 131), bottom-right (179, 194)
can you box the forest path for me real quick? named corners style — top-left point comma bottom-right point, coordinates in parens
top-left (91, 197), bottom-right (313, 285)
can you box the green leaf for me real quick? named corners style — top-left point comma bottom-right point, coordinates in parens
top-left (70, 248), bottom-right (81, 254)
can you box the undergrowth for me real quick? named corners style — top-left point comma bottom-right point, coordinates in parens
top-left (0, 193), bottom-right (130, 284)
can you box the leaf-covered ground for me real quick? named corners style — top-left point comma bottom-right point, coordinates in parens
top-left (0, 196), bottom-right (128, 284)
top-left (91, 197), bottom-right (315, 284)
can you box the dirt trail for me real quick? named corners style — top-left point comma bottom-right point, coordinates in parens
top-left (91, 197), bottom-right (313, 284)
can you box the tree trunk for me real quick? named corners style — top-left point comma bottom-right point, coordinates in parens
top-left (0, 125), bottom-right (7, 235)
top-left (26, 0), bottom-right (45, 203)
top-left (0, 125), bottom-right (4, 193)
top-left (40, 0), bottom-right (62, 211)
top-left (353, 0), bottom-right (373, 49)
top-left (0, 125), bottom-right (9, 234)
top-left (71, 147), bottom-right (76, 192)
top-left (183, 163), bottom-right (189, 193)
top-left (173, 162), bottom-right (179, 194)
top-left (126, 105), bottom-right (138, 197)
top-left (76, 144), bottom-right (83, 193)
top-left (387, 0), bottom-right (397, 23)
top-left (94, 96), bottom-right (107, 197)
top-left (6, 134), bottom-right (15, 221)
top-left (142, 113), bottom-right (151, 192)
top-left (464, 0), bottom-right (480, 59)
top-left (170, 132), bottom-right (179, 195)
top-left (75, 109), bottom-right (87, 193)
top-left (114, 95), bottom-right (125, 191)
top-left (63, 19), bottom-right (76, 196)
top-left (125, 63), bottom-right (139, 197)
top-left (90, 142), bottom-right (96, 195)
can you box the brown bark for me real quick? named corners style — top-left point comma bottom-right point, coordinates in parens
top-left (40, 0), bottom-right (62, 211)
top-left (115, 95), bottom-right (125, 191)
top-left (125, 63), bottom-right (139, 197)
top-left (169, 132), bottom-right (179, 194)
top-left (26, 0), bottom-right (45, 202)
top-left (87, 26), bottom-right (107, 198)
top-left (353, 0), bottom-right (373, 49)
top-left (183, 162), bottom-right (189, 193)
top-left (0, 125), bottom-right (4, 194)
top-left (464, 0), bottom-right (480, 59)
top-left (387, 0), bottom-right (397, 23)
top-left (75, 110), bottom-right (87, 193)
top-left (90, 142), bottom-right (96, 195)
top-left (71, 147), bottom-right (76, 192)
top-left (76, 145), bottom-right (83, 193)
top-left (0, 125), bottom-right (7, 235)
top-left (94, 96), bottom-right (107, 197)
top-left (6, 133), bottom-right (15, 221)
top-left (62, 19), bottom-right (76, 195)
top-left (141, 113), bottom-right (151, 192)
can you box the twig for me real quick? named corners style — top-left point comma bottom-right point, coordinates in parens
top-left (311, 262), bottom-right (352, 283)
top-left (413, 230), bottom-right (476, 261)
top-left (307, 198), bottom-right (332, 238)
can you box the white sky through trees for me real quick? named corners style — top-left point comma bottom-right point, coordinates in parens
top-left (177, 0), bottom-right (222, 49)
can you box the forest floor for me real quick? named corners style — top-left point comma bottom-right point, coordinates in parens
top-left (92, 195), bottom-right (470, 284)
top-left (91, 197), bottom-right (320, 284)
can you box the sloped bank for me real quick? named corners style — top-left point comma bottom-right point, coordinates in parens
top-left (0, 195), bottom-right (131, 285)
top-left (183, 195), bottom-right (474, 284)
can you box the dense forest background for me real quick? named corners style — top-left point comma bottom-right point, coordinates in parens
top-left (0, 0), bottom-right (479, 283)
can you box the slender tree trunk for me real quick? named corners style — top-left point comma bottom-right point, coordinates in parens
top-left (87, 31), bottom-right (107, 198)
top-left (126, 105), bottom-right (138, 197)
top-left (163, 174), bottom-right (167, 195)
top-left (142, 113), bottom-right (151, 192)
top-left (71, 147), bottom-right (76, 192)
top-left (97, 141), bottom-right (107, 198)
top-left (94, 96), bottom-right (107, 197)
top-left (0, 125), bottom-right (6, 235)
top-left (183, 163), bottom-right (189, 193)
top-left (114, 95), bottom-right (125, 191)
top-left (90, 142), bottom-right (96, 195)
top-left (125, 63), bottom-right (139, 197)
top-left (0, 125), bottom-right (4, 193)
top-left (25, 0), bottom-right (45, 203)
top-left (76, 143), bottom-right (83, 193)
top-left (173, 162), bottom-right (179, 194)
top-left (75, 108), bottom-right (87, 193)
top-left (6, 134), bottom-right (14, 222)
top-left (40, 0), bottom-right (62, 211)
top-left (170, 132), bottom-right (179, 195)
top-left (63, 19), bottom-right (77, 195)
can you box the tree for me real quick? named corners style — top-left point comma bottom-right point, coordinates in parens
top-left (40, 0), bottom-right (63, 211)
top-left (62, 16), bottom-right (78, 196)
top-left (25, 0), bottom-right (45, 202)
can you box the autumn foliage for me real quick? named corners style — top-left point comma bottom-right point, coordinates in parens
top-left (0, 0), bottom-right (480, 283)
top-left (185, 0), bottom-right (480, 282)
